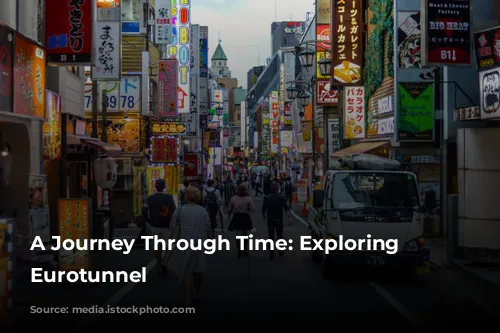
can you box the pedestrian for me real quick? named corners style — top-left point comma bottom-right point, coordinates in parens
top-left (255, 172), bottom-right (263, 196)
top-left (223, 175), bottom-right (236, 208)
top-left (204, 179), bottom-right (222, 232)
top-left (263, 175), bottom-right (272, 195)
top-left (282, 176), bottom-right (294, 209)
top-left (228, 183), bottom-right (254, 258)
top-left (179, 179), bottom-right (189, 206)
top-left (168, 186), bottom-right (213, 305)
top-left (142, 179), bottom-right (177, 276)
top-left (262, 182), bottom-right (292, 260)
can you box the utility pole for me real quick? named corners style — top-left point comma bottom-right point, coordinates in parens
top-left (91, 81), bottom-right (98, 138)
top-left (101, 89), bottom-right (107, 142)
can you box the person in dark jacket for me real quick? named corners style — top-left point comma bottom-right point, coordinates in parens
top-left (142, 179), bottom-right (177, 275)
top-left (262, 182), bottom-right (292, 260)
top-left (263, 175), bottom-right (272, 195)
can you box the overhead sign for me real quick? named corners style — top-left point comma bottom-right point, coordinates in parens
top-left (151, 122), bottom-right (186, 135)
top-left (474, 26), bottom-right (500, 72)
top-left (317, 80), bottom-right (338, 105)
top-left (155, 0), bottom-right (172, 44)
top-left (422, 0), bottom-right (471, 66)
top-left (158, 59), bottom-right (178, 116)
top-left (45, 0), bottom-right (93, 64)
top-left (331, 0), bottom-right (363, 85)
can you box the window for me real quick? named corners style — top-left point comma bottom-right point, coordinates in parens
top-left (237, 114), bottom-right (241, 121)
top-left (122, 0), bottom-right (141, 21)
top-left (67, 66), bottom-right (79, 76)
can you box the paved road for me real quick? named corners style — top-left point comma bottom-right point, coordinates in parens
top-left (12, 196), bottom-right (500, 331)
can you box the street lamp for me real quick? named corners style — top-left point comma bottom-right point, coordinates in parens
top-left (318, 57), bottom-right (332, 77)
top-left (208, 113), bottom-right (214, 121)
top-left (286, 85), bottom-right (300, 100)
top-left (298, 91), bottom-right (311, 107)
top-left (298, 47), bottom-right (315, 68)
top-left (216, 106), bottom-right (223, 117)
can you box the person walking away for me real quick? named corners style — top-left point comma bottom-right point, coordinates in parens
top-left (282, 176), bottom-right (294, 209)
top-left (223, 175), bottom-right (236, 209)
top-left (168, 186), bottom-right (213, 305)
top-left (263, 175), bottom-right (272, 195)
top-left (255, 172), bottom-right (263, 196)
top-left (204, 179), bottom-right (222, 232)
top-left (262, 182), bottom-right (292, 260)
top-left (142, 179), bottom-right (177, 276)
top-left (179, 179), bottom-right (190, 206)
top-left (228, 183), bottom-right (254, 258)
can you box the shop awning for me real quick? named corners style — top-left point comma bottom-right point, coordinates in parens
top-left (331, 141), bottom-right (390, 158)
top-left (67, 135), bottom-right (123, 157)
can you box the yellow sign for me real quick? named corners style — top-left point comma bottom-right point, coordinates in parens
top-left (151, 122), bottom-right (186, 135)
top-left (133, 167), bottom-right (145, 217)
top-left (147, 167), bottom-right (165, 196)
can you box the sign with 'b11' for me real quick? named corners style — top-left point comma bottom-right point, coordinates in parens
top-left (421, 0), bottom-right (471, 66)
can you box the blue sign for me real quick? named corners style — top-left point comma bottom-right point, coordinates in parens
top-left (200, 38), bottom-right (208, 78)
top-left (122, 22), bottom-right (140, 33)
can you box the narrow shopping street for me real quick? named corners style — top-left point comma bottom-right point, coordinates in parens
top-left (13, 197), bottom-right (499, 330)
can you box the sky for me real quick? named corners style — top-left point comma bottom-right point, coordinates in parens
top-left (191, 0), bottom-right (315, 89)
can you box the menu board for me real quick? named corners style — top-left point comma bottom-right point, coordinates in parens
top-left (58, 199), bottom-right (90, 271)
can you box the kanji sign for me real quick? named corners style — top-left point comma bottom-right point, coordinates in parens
top-left (331, 0), bottom-right (363, 85)
top-left (151, 122), bottom-right (186, 135)
top-left (317, 80), bottom-right (339, 105)
top-left (343, 86), bottom-right (365, 139)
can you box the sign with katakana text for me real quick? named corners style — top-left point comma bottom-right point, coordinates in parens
top-left (343, 86), bottom-right (365, 139)
top-left (151, 122), bottom-right (186, 135)
top-left (331, 0), bottom-right (363, 85)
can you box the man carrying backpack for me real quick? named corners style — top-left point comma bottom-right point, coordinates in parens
top-left (282, 176), bottom-right (294, 209)
top-left (142, 179), bottom-right (176, 276)
top-left (204, 179), bottom-right (222, 232)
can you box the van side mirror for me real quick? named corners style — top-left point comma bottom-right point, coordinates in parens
top-left (313, 189), bottom-right (324, 209)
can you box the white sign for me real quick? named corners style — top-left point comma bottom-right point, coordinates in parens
top-left (93, 21), bottom-right (121, 81)
top-left (480, 68), bottom-right (500, 120)
top-left (155, 0), bottom-right (172, 44)
top-left (328, 119), bottom-right (341, 155)
top-left (167, 1), bottom-right (190, 113)
top-left (317, 80), bottom-right (339, 104)
top-left (377, 116), bottom-right (395, 135)
top-left (280, 130), bottom-right (293, 148)
top-left (377, 95), bottom-right (393, 115)
top-left (343, 87), bottom-right (366, 139)
top-left (84, 74), bottom-right (140, 112)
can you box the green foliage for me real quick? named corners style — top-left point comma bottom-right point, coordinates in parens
top-left (364, 0), bottom-right (394, 106)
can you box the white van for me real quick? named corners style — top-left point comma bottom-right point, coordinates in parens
top-left (308, 154), bottom-right (430, 277)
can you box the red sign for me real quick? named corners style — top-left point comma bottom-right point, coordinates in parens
top-left (183, 154), bottom-right (198, 177)
top-left (317, 80), bottom-right (338, 105)
top-left (151, 137), bottom-right (178, 164)
top-left (158, 60), bottom-right (178, 116)
top-left (45, 0), bottom-right (93, 64)
top-left (316, 24), bottom-right (330, 51)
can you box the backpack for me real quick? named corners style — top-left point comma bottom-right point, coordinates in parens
top-left (205, 189), bottom-right (218, 206)
top-left (285, 182), bottom-right (293, 196)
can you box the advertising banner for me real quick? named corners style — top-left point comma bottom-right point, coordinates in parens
top-left (397, 12), bottom-right (422, 69)
top-left (147, 167), bottom-right (166, 196)
top-left (316, 24), bottom-right (331, 79)
top-left (421, 0), bottom-right (471, 66)
top-left (199, 26), bottom-right (209, 78)
top-left (165, 165), bottom-right (180, 196)
top-left (184, 154), bottom-right (198, 177)
top-left (85, 119), bottom-right (140, 152)
top-left (302, 121), bottom-right (312, 141)
top-left (43, 91), bottom-right (62, 160)
top-left (479, 68), bottom-right (500, 119)
top-left (167, 1), bottom-right (191, 113)
top-left (58, 199), bottom-right (90, 271)
top-left (284, 103), bottom-right (292, 129)
top-left (158, 59), bottom-right (178, 116)
top-left (316, 0), bottom-right (331, 25)
top-left (474, 26), bottom-right (500, 72)
top-left (317, 80), bottom-right (338, 105)
top-left (155, 0), bottom-right (172, 44)
top-left (45, 0), bottom-right (93, 64)
top-left (280, 130), bottom-right (293, 148)
top-left (0, 25), bottom-right (13, 113)
top-left (397, 82), bottom-right (435, 141)
top-left (270, 91), bottom-right (280, 153)
top-left (93, 21), bottom-right (121, 80)
top-left (343, 87), bottom-right (366, 139)
top-left (280, 64), bottom-right (285, 121)
top-left (327, 118), bottom-right (341, 164)
top-left (84, 73), bottom-right (140, 112)
top-left (132, 167), bottom-right (145, 217)
top-left (284, 52), bottom-right (295, 103)
top-left (209, 147), bottom-right (223, 166)
top-left (331, 0), bottom-right (363, 85)
top-left (14, 34), bottom-right (45, 118)
top-left (151, 122), bottom-right (186, 135)
top-left (151, 137), bottom-right (179, 164)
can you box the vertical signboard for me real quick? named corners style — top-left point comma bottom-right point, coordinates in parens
top-left (473, 27), bottom-right (500, 72)
top-left (93, 21), bottom-right (121, 80)
top-left (0, 25), bottom-right (14, 113)
top-left (316, 24), bottom-right (331, 79)
top-left (45, 0), bottom-right (93, 64)
top-left (183, 74), bottom-right (198, 136)
top-left (199, 26), bottom-right (208, 78)
top-left (421, 0), bottom-right (471, 66)
top-left (479, 68), bottom-right (500, 120)
top-left (397, 82), bottom-right (435, 141)
top-left (14, 34), bottom-right (46, 118)
top-left (343, 87), bottom-right (366, 139)
top-left (331, 0), bottom-right (363, 85)
top-left (316, 0), bottom-right (331, 25)
top-left (328, 118), bottom-right (341, 164)
top-left (158, 59), bottom-right (178, 116)
top-left (317, 80), bottom-right (339, 105)
top-left (270, 91), bottom-right (280, 153)
top-left (43, 90), bottom-right (62, 160)
top-left (397, 12), bottom-right (422, 69)
top-left (155, 0), bottom-right (172, 44)
top-left (167, 0), bottom-right (190, 113)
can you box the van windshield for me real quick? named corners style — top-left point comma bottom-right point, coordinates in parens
top-left (331, 172), bottom-right (420, 221)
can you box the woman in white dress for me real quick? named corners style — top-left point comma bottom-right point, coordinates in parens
top-left (169, 186), bottom-right (213, 305)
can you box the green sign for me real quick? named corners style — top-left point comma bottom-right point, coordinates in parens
top-left (397, 82), bottom-right (435, 141)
